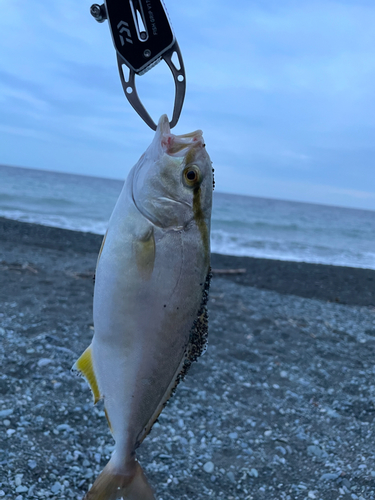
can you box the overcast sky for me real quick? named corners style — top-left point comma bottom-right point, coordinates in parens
top-left (1, 0), bottom-right (375, 210)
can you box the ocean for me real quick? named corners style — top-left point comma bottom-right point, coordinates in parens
top-left (1, 164), bottom-right (374, 270)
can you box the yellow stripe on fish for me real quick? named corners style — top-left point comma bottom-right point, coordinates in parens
top-left (193, 186), bottom-right (210, 265)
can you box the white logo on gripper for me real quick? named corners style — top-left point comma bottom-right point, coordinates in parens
top-left (117, 21), bottom-right (133, 45)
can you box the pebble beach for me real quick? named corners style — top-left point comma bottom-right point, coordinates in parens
top-left (1, 217), bottom-right (375, 500)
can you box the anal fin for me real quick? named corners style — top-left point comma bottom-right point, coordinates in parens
top-left (73, 345), bottom-right (101, 404)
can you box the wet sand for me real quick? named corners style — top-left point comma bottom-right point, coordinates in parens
top-left (1, 217), bottom-right (375, 500)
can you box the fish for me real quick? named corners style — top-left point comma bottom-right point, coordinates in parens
top-left (73, 114), bottom-right (213, 500)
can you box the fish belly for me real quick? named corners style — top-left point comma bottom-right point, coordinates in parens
top-left (92, 195), bottom-right (209, 462)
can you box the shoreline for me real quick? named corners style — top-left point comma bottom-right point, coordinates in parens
top-left (1, 216), bottom-right (374, 307)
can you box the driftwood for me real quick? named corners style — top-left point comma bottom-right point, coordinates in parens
top-left (65, 271), bottom-right (94, 280)
top-left (211, 268), bottom-right (246, 275)
top-left (0, 261), bottom-right (38, 274)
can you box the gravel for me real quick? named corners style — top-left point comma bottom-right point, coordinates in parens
top-left (1, 220), bottom-right (375, 499)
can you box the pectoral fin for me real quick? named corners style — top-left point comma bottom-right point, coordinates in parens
top-left (134, 228), bottom-right (155, 280)
top-left (73, 345), bottom-right (101, 404)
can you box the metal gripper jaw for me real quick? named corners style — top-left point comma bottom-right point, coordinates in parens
top-left (90, 0), bottom-right (186, 130)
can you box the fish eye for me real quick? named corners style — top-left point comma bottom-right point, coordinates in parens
top-left (186, 170), bottom-right (196, 181)
top-left (183, 165), bottom-right (201, 187)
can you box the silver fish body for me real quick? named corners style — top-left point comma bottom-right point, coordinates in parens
top-left (75, 115), bottom-right (213, 499)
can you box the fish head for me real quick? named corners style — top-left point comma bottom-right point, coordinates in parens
top-left (132, 114), bottom-right (213, 230)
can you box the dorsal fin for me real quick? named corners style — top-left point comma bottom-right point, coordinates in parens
top-left (96, 229), bottom-right (108, 271)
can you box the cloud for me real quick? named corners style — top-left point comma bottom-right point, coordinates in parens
top-left (0, 0), bottom-right (375, 210)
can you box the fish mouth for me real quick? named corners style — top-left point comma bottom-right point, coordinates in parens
top-left (130, 115), bottom-right (206, 228)
top-left (156, 114), bottom-right (204, 160)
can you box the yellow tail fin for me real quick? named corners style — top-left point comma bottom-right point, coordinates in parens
top-left (85, 459), bottom-right (155, 500)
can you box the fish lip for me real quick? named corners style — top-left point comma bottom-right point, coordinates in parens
top-left (163, 137), bottom-right (204, 158)
top-left (156, 114), bottom-right (204, 158)
top-left (157, 114), bottom-right (171, 135)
